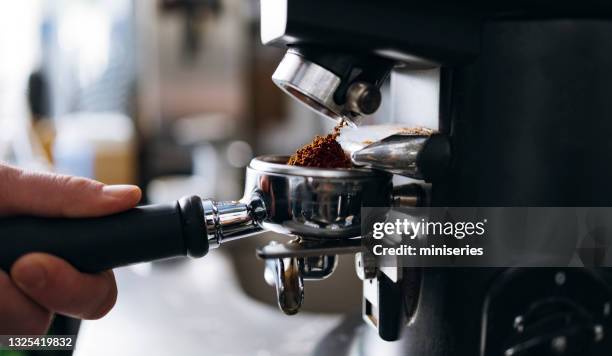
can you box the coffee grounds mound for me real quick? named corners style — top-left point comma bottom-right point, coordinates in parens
top-left (287, 133), bottom-right (352, 168)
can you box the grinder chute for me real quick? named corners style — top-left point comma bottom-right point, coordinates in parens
top-left (271, 47), bottom-right (393, 126)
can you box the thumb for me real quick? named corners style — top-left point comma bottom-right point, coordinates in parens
top-left (0, 164), bottom-right (141, 218)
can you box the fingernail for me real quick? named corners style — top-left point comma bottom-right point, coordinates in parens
top-left (103, 185), bottom-right (138, 199)
top-left (13, 261), bottom-right (47, 290)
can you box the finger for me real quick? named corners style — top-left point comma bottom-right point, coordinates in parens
top-left (0, 164), bottom-right (141, 217)
top-left (11, 253), bottom-right (117, 320)
top-left (0, 269), bottom-right (53, 335)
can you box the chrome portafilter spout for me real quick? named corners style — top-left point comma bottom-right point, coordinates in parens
top-left (263, 241), bottom-right (338, 315)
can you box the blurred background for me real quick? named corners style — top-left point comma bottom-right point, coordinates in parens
top-left (0, 1), bottom-right (395, 355)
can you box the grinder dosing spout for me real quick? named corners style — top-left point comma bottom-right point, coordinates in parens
top-left (272, 47), bottom-right (394, 126)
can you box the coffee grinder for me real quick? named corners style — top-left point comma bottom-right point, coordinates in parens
top-left (3, 1), bottom-right (612, 355)
top-left (259, 1), bottom-right (612, 355)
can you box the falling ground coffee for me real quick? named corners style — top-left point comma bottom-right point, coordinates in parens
top-left (287, 123), bottom-right (352, 168)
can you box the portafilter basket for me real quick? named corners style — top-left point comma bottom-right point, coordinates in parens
top-left (240, 155), bottom-right (393, 240)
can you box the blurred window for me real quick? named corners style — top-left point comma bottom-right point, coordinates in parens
top-left (47, 0), bottom-right (135, 118)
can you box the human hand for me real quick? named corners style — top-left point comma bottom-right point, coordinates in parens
top-left (0, 164), bottom-right (141, 334)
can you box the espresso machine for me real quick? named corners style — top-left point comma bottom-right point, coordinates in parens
top-left (2, 1), bottom-right (612, 355)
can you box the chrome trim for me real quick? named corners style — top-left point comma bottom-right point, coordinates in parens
top-left (351, 134), bottom-right (430, 178)
top-left (202, 198), bottom-right (265, 249)
top-left (346, 81), bottom-right (382, 116)
top-left (272, 51), bottom-right (345, 122)
top-left (202, 199), bottom-right (221, 249)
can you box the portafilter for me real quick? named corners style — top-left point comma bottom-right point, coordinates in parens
top-left (0, 155), bottom-right (396, 274)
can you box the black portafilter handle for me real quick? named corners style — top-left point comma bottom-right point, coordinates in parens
top-left (0, 196), bottom-right (210, 274)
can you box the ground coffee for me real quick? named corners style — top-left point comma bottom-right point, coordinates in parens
top-left (287, 122), bottom-right (352, 168)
